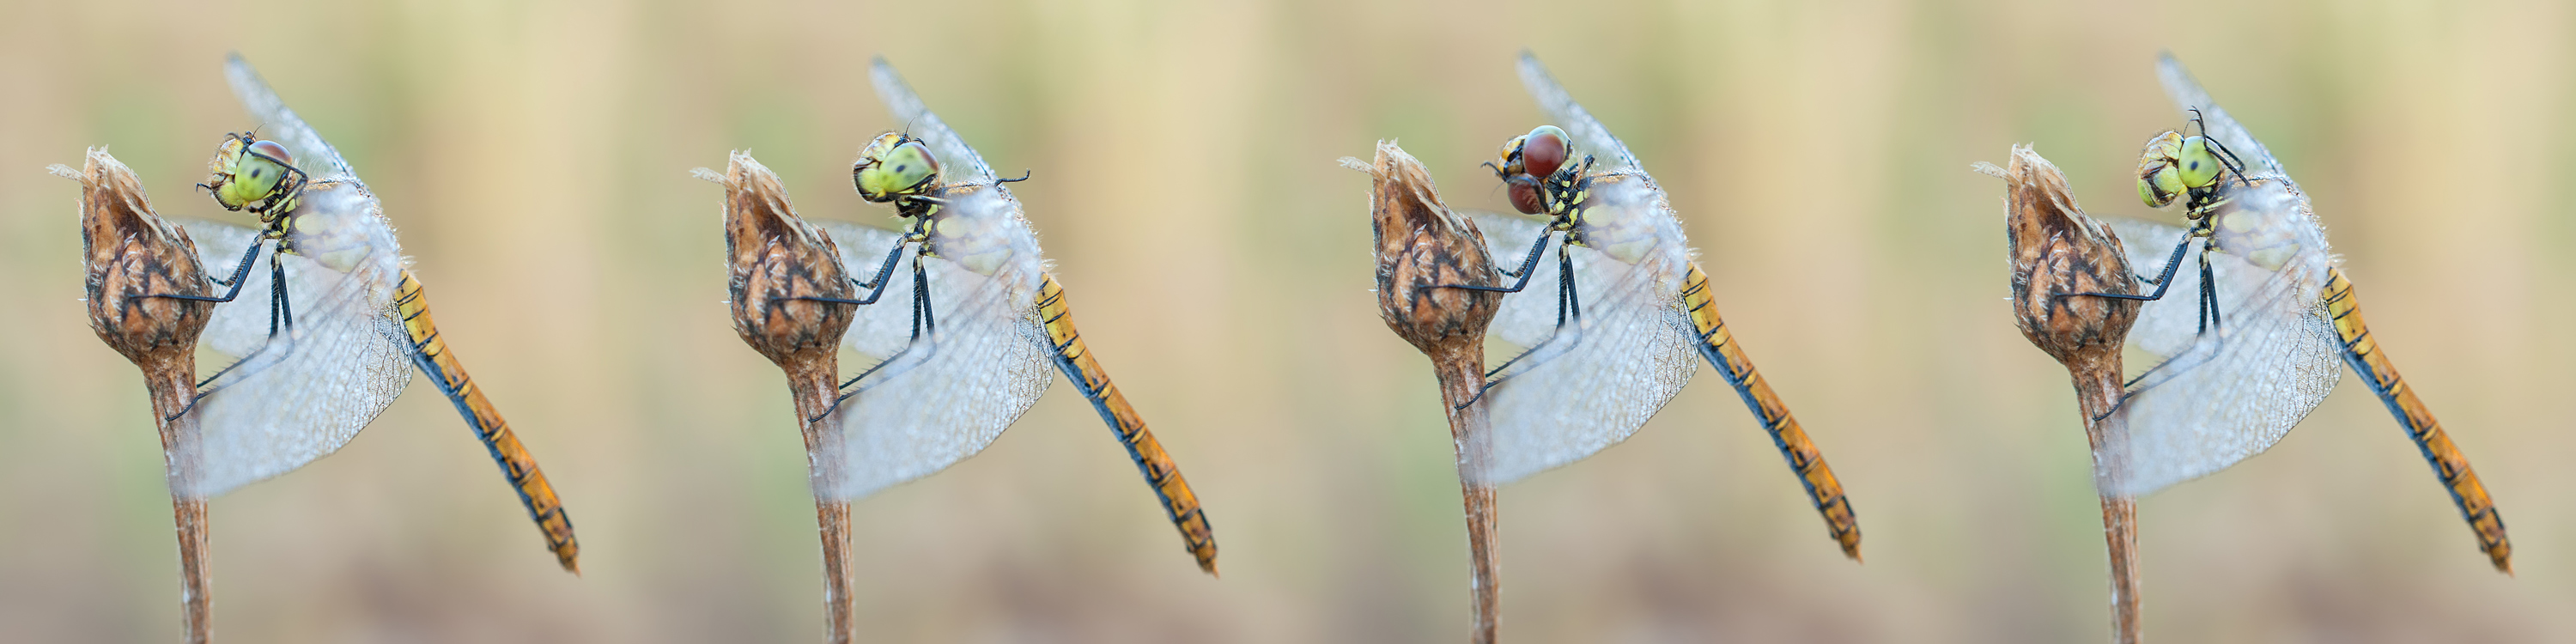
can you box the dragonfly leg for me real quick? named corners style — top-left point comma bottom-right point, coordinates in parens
top-left (148, 238), bottom-right (264, 303)
top-left (2063, 235), bottom-right (2195, 302)
top-left (1458, 243), bottom-right (1584, 410)
top-left (274, 256), bottom-right (292, 332)
top-left (781, 240), bottom-right (909, 306)
top-left (2196, 248), bottom-right (2220, 336)
top-left (910, 253), bottom-right (935, 338)
top-left (1560, 243), bottom-right (1581, 323)
top-left (1438, 231), bottom-right (1554, 293)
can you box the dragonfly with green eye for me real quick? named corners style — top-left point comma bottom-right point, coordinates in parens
top-left (2064, 53), bottom-right (2511, 572)
top-left (777, 57), bottom-right (1218, 574)
top-left (1439, 52), bottom-right (1862, 559)
top-left (145, 55), bottom-right (580, 572)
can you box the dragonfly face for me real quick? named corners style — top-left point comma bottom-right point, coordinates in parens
top-left (201, 133), bottom-right (306, 221)
top-left (2135, 130), bottom-right (2233, 220)
top-left (853, 131), bottom-right (942, 212)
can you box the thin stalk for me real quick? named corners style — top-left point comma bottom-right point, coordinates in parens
top-left (786, 364), bottom-right (854, 644)
top-left (145, 363), bottom-right (209, 644)
top-left (1433, 355), bottom-right (1497, 644)
top-left (2073, 363), bottom-right (2138, 644)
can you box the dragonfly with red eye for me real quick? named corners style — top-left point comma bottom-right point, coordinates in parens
top-left (139, 54), bottom-right (581, 572)
top-left (762, 58), bottom-right (1220, 575)
top-left (1437, 52), bottom-right (1863, 560)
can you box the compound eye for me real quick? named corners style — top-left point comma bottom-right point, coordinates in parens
top-left (2137, 167), bottom-right (2184, 208)
top-left (1521, 125), bottom-right (1569, 178)
top-left (246, 140), bottom-right (295, 167)
top-left (2176, 137), bottom-right (2222, 188)
top-left (1508, 182), bottom-right (1544, 215)
top-left (854, 140), bottom-right (941, 201)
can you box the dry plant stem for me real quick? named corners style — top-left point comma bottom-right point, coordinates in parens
top-left (1350, 141), bottom-right (1502, 644)
top-left (2072, 360), bottom-right (2139, 644)
top-left (711, 152), bottom-right (859, 644)
top-left (1989, 145), bottom-right (2141, 644)
top-left (62, 149), bottom-right (216, 644)
top-left (149, 368), bottom-right (212, 644)
top-left (785, 362), bottom-right (854, 644)
top-left (1432, 356), bottom-right (1498, 644)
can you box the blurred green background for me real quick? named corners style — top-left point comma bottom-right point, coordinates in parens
top-left (6, 0), bottom-right (2575, 641)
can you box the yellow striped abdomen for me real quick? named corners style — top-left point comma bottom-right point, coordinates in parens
top-left (2322, 268), bottom-right (2511, 573)
top-left (394, 270), bottom-right (581, 573)
top-left (1679, 263), bottom-right (1862, 561)
top-left (1035, 274), bottom-right (1218, 575)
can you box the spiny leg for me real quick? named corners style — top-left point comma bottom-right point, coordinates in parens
top-left (1440, 230), bottom-right (1556, 294)
top-left (150, 238), bottom-right (265, 304)
top-left (2063, 234), bottom-right (2195, 302)
top-left (784, 238), bottom-right (910, 307)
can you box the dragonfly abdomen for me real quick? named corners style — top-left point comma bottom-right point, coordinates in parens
top-left (394, 270), bottom-right (582, 573)
top-left (2322, 268), bottom-right (2511, 573)
top-left (1679, 263), bottom-right (1862, 561)
top-left (1033, 274), bottom-right (1218, 575)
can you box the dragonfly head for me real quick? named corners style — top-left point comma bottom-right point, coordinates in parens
top-left (852, 132), bottom-right (941, 208)
top-left (1489, 125), bottom-right (1571, 215)
top-left (2136, 130), bottom-right (2230, 215)
top-left (202, 133), bottom-right (301, 216)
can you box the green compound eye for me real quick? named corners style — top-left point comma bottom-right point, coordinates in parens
top-left (2176, 136), bottom-right (2222, 189)
top-left (853, 136), bottom-right (940, 204)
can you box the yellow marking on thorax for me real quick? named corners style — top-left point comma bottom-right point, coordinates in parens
top-left (1680, 263), bottom-right (1862, 561)
top-left (394, 271), bottom-right (582, 573)
top-left (2322, 268), bottom-right (2512, 573)
top-left (1034, 274), bottom-right (1219, 575)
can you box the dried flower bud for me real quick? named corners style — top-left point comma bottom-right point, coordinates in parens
top-left (57, 149), bottom-right (212, 372)
top-left (1345, 140), bottom-right (1500, 358)
top-left (1983, 145), bottom-right (2137, 371)
top-left (707, 151), bottom-right (855, 373)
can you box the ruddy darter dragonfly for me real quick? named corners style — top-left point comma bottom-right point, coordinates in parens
top-left (153, 55), bottom-right (579, 571)
top-left (2071, 54), bottom-right (2510, 572)
top-left (1448, 52), bottom-right (1861, 559)
top-left (784, 58), bottom-right (1217, 574)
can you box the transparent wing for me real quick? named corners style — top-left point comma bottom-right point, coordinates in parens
top-left (2099, 182), bottom-right (2342, 495)
top-left (869, 58), bottom-right (997, 184)
top-left (2157, 53), bottom-right (2288, 185)
top-left (813, 184), bottom-right (1054, 500)
top-left (173, 185), bottom-right (413, 497)
top-left (1518, 51), bottom-right (1642, 174)
top-left (226, 54), bottom-right (359, 185)
top-left (1465, 173), bottom-right (1698, 483)
top-left (815, 221), bottom-right (919, 359)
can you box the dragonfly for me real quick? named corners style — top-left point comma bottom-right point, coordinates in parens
top-left (1446, 52), bottom-right (1861, 559)
top-left (149, 55), bottom-right (580, 572)
top-left (2069, 53), bottom-right (2510, 572)
top-left (781, 57), bottom-right (1218, 574)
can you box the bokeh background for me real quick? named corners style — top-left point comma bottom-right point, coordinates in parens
top-left (4, 0), bottom-right (2573, 641)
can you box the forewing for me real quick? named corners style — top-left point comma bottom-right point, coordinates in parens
top-left (1518, 52), bottom-right (1642, 173)
top-left (226, 55), bottom-right (359, 185)
top-left (814, 185), bottom-right (1054, 500)
top-left (173, 199), bottom-right (412, 497)
top-left (1467, 175), bottom-right (1698, 483)
top-left (869, 58), bottom-right (998, 184)
top-left (2100, 182), bottom-right (2342, 495)
top-left (2157, 53), bottom-right (2287, 185)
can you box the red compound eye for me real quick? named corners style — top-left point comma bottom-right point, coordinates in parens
top-left (1521, 125), bottom-right (1568, 179)
top-left (246, 139), bottom-right (294, 167)
top-left (1508, 182), bottom-right (1544, 215)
